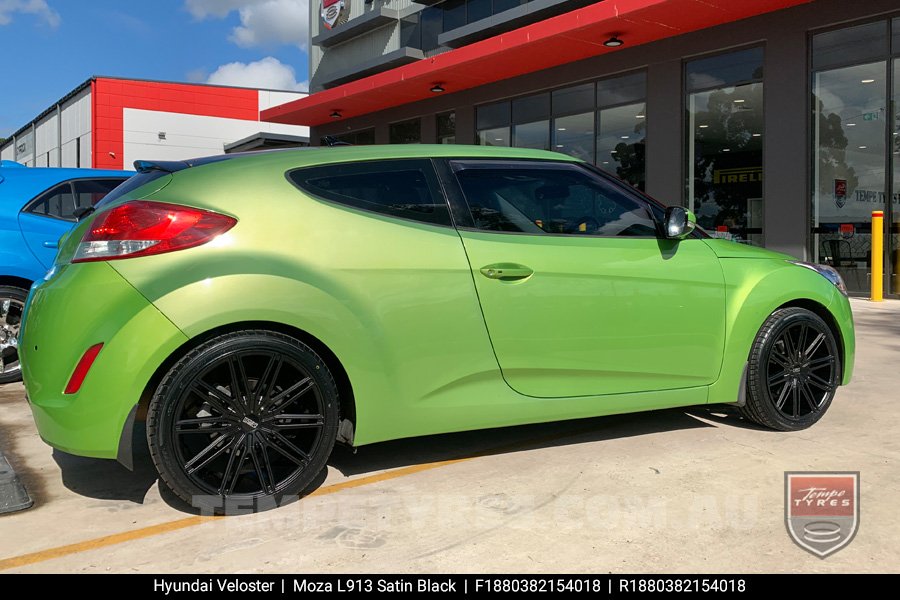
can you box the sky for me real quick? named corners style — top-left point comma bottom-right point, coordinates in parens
top-left (0, 0), bottom-right (310, 137)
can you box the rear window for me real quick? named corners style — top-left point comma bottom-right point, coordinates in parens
top-left (288, 159), bottom-right (451, 226)
top-left (25, 177), bottom-right (128, 222)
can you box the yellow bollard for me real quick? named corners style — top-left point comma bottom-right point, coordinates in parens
top-left (871, 210), bottom-right (883, 302)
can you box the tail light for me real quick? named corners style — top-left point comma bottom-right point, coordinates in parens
top-left (72, 201), bottom-right (237, 263)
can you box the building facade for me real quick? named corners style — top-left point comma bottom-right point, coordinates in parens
top-left (1, 77), bottom-right (309, 172)
top-left (267, 0), bottom-right (900, 297)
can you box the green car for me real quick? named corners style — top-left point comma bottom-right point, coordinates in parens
top-left (21, 145), bottom-right (854, 510)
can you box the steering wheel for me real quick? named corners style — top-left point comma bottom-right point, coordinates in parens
top-left (569, 216), bottom-right (600, 235)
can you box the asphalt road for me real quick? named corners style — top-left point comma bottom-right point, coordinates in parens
top-left (0, 298), bottom-right (897, 573)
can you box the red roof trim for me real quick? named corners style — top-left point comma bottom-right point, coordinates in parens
top-left (263, 0), bottom-right (811, 127)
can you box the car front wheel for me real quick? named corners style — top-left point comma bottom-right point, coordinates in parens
top-left (0, 285), bottom-right (27, 384)
top-left (147, 330), bottom-right (339, 513)
top-left (741, 307), bottom-right (841, 431)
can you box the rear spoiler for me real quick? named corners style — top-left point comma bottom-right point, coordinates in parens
top-left (133, 156), bottom-right (233, 174)
top-left (133, 147), bottom-right (322, 175)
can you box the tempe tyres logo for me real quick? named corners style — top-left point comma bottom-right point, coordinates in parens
top-left (321, 0), bottom-right (347, 30)
top-left (785, 472), bottom-right (859, 558)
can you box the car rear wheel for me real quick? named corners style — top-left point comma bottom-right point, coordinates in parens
top-left (741, 307), bottom-right (840, 431)
top-left (0, 285), bottom-right (27, 384)
top-left (147, 330), bottom-right (339, 513)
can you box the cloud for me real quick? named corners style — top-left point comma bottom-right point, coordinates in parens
top-left (231, 0), bottom-right (309, 50)
top-left (0, 0), bottom-right (61, 27)
top-left (186, 0), bottom-right (308, 50)
top-left (206, 56), bottom-right (307, 91)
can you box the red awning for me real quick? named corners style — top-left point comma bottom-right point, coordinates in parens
top-left (263, 0), bottom-right (810, 127)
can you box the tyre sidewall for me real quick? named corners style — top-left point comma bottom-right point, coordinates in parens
top-left (748, 308), bottom-right (840, 431)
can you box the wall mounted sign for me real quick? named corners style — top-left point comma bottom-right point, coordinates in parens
top-left (321, 0), bottom-right (347, 30)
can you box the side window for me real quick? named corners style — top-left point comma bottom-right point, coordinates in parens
top-left (26, 179), bottom-right (126, 221)
top-left (288, 159), bottom-right (451, 226)
top-left (26, 183), bottom-right (75, 219)
top-left (451, 161), bottom-right (658, 237)
top-left (72, 179), bottom-right (127, 214)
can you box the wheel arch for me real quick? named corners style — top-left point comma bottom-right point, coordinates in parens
top-left (0, 275), bottom-right (33, 290)
top-left (134, 320), bottom-right (357, 447)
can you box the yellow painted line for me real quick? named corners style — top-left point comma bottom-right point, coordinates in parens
top-left (0, 515), bottom-right (218, 572)
top-left (308, 457), bottom-right (471, 498)
top-left (0, 423), bottom-right (595, 572)
top-left (0, 456), bottom-right (475, 572)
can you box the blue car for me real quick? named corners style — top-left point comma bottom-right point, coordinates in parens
top-left (0, 161), bottom-right (131, 382)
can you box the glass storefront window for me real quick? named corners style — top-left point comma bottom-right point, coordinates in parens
top-left (596, 72), bottom-right (647, 189)
top-left (553, 112), bottom-right (594, 163)
top-left (389, 119), bottom-right (421, 144)
top-left (812, 62), bottom-right (886, 293)
top-left (687, 48), bottom-right (764, 246)
top-left (552, 83), bottom-right (594, 116)
top-left (812, 21), bottom-right (888, 71)
top-left (597, 103), bottom-right (646, 189)
top-left (597, 72), bottom-right (646, 107)
top-left (513, 120), bottom-right (550, 150)
top-left (331, 128), bottom-right (374, 145)
top-left (476, 72), bottom-right (646, 183)
top-left (478, 127), bottom-right (510, 146)
top-left (477, 101), bottom-right (510, 146)
top-left (437, 112), bottom-right (456, 144)
top-left (809, 14), bottom-right (900, 296)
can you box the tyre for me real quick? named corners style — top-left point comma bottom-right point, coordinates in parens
top-left (147, 330), bottom-right (339, 513)
top-left (741, 307), bottom-right (840, 431)
top-left (0, 285), bottom-right (27, 384)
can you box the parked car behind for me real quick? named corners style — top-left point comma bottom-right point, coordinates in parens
top-left (19, 146), bottom-right (854, 512)
top-left (0, 161), bottom-right (131, 382)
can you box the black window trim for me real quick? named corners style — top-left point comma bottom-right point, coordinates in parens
top-left (21, 176), bottom-right (129, 223)
top-left (438, 158), bottom-right (665, 240)
top-left (285, 158), bottom-right (454, 228)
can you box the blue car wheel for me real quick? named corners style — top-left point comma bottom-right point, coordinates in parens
top-left (0, 285), bottom-right (26, 384)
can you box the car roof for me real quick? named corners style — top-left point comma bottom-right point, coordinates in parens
top-left (0, 166), bottom-right (133, 210)
top-left (164, 144), bottom-right (582, 174)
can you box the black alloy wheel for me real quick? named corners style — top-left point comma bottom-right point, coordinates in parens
top-left (742, 307), bottom-right (841, 431)
top-left (148, 331), bottom-right (339, 512)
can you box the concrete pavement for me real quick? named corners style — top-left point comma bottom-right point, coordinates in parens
top-left (0, 298), bottom-right (897, 573)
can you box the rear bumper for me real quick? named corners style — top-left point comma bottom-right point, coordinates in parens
top-left (20, 262), bottom-right (188, 459)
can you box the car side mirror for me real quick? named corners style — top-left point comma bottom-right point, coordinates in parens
top-left (664, 206), bottom-right (696, 240)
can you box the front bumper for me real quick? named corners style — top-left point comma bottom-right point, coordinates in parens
top-left (21, 262), bottom-right (188, 459)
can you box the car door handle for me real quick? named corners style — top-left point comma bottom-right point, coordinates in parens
top-left (42, 241), bottom-right (58, 249)
top-left (479, 264), bottom-right (534, 281)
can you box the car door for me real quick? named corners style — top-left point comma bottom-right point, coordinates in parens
top-left (18, 178), bottom-right (125, 268)
top-left (443, 159), bottom-right (727, 398)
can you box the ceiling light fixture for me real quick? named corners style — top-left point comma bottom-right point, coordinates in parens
top-left (733, 99), bottom-right (745, 103)
top-left (861, 79), bottom-right (875, 84)
top-left (603, 36), bottom-right (624, 48)
top-left (699, 124), bottom-right (709, 128)
top-left (330, 111), bottom-right (342, 119)
top-left (430, 84), bottom-right (445, 93)
top-left (846, 123), bottom-right (856, 127)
